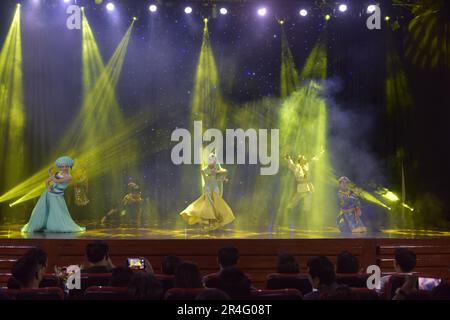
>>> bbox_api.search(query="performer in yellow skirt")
[180,153,235,230]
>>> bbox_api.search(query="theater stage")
[2,222,450,240]
[1,222,450,288]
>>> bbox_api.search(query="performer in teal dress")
[337,176,367,233]
[21,156,85,233]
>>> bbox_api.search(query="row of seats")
[3,272,440,300]
[2,286,383,300]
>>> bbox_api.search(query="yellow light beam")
[280,25,299,97]
[191,19,227,130]
[0,5,25,191]
[1,19,137,205]
[277,28,335,230]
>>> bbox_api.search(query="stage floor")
[1,222,450,240]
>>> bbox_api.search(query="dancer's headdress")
[338,176,350,183]
[55,156,74,168]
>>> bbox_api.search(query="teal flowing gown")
[21,181,85,233]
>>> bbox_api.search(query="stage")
[2,222,450,239]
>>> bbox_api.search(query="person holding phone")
[127,257,153,274]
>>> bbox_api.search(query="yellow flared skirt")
[180,191,235,230]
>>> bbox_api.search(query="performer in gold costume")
[180,153,235,230]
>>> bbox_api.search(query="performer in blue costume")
[337,176,367,233]
[21,156,85,233]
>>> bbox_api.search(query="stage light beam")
[1,17,139,207]
[382,191,400,202]
[0,5,25,190]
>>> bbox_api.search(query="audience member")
[276,253,299,274]
[217,267,251,300]
[377,248,417,295]
[109,267,133,287]
[303,256,338,300]
[336,250,359,274]
[11,256,45,289]
[128,273,164,300]
[218,246,240,270]
[174,261,203,288]
[8,247,48,289]
[83,241,115,273]
[161,255,182,275]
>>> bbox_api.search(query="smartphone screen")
[418,277,441,291]
[127,258,145,270]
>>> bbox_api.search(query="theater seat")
[165,288,206,300]
[251,289,303,300]
[203,272,253,289]
[336,273,369,288]
[84,286,129,300]
[154,274,175,293]
[265,273,312,295]
[81,273,113,289]
[8,287,64,300]
[68,273,112,300]
[203,273,221,288]
[40,274,62,288]
[351,288,380,300]
[0,289,11,300]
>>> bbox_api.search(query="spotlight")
[338,4,347,12]
[219,7,228,15]
[149,4,157,12]
[385,16,390,21]
[325,14,331,21]
[257,7,267,16]
[298,9,308,17]
[63,0,71,3]
[204,17,208,23]
[17,3,21,7]
[367,5,376,13]
[184,6,192,14]
[133,16,137,21]
[278,19,284,25]
[106,2,115,11]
